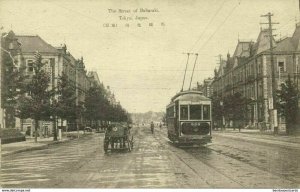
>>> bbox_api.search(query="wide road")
[1,125,299,188]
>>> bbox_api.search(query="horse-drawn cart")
[104,123,133,153]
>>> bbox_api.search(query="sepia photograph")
[0,0,300,191]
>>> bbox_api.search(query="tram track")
[152,128,244,188]
[204,141,300,185]
[152,127,298,188]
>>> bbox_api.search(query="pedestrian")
[159,122,162,130]
[238,124,242,132]
[150,121,154,134]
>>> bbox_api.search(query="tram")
[166,90,212,146]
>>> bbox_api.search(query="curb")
[213,132,300,150]
[2,145,49,157]
[1,135,89,157]
[212,130,300,144]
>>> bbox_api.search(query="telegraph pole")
[260,12,279,134]
[0,31,3,129]
[216,54,224,130]
[75,60,79,139]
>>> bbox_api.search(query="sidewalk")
[1,131,92,157]
[212,128,300,149]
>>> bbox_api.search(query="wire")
[176,0,227,91]
[96,69,214,71]
[188,0,226,53]
[197,1,241,53]
[110,87,178,90]
[189,1,241,89]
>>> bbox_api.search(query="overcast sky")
[1,0,299,113]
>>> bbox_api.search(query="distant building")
[197,78,214,98]
[87,71,101,88]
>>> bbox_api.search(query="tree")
[1,46,25,128]
[85,87,102,127]
[55,73,76,132]
[211,95,223,129]
[223,92,246,128]
[16,52,52,142]
[277,75,299,135]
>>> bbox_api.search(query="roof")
[16,35,58,54]
[216,59,226,77]
[291,23,300,50]
[87,71,101,85]
[171,91,210,102]
[225,56,235,71]
[274,37,295,52]
[255,29,275,54]
[233,41,253,58]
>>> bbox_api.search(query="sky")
[0,0,299,113]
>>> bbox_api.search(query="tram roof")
[171,90,211,103]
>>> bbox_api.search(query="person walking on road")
[150,121,154,134]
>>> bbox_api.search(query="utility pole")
[216,54,224,130]
[260,12,279,134]
[75,60,79,139]
[0,31,3,129]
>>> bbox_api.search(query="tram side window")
[190,105,202,120]
[180,105,188,120]
[203,105,211,120]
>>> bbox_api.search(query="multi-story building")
[197,78,214,98]
[87,71,101,88]
[0,30,102,133]
[56,45,92,130]
[212,24,300,130]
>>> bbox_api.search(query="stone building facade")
[212,24,300,129]
[0,30,101,134]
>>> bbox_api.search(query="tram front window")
[190,105,202,120]
[180,105,188,120]
[203,105,211,120]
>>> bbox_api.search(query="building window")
[259,83,263,97]
[278,61,285,73]
[240,71,243,82]
[26,60,34,73]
